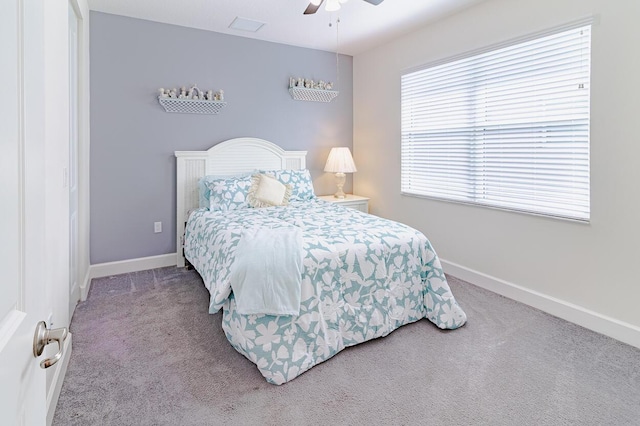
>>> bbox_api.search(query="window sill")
[400,191,590,225]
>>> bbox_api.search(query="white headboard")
[174,137,307,267]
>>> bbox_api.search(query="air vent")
[229,17,265,33]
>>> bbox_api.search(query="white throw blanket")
[229,226,304,316]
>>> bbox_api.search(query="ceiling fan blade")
[303,0,324,14]
[361,0,384,5]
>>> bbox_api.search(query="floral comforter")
[184,198,467,384]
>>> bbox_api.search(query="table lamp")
[324,147,357,199]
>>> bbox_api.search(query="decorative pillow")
[258,169,315,201]
[247,174,292,208]
[205,175,252,211]
[198,172,252,208]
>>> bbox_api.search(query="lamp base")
[333,172,346,199]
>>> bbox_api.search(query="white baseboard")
[82,253,177,300]
[79,268,91,302]
[441,259,640,350]
[91,253,177,278]
[69,281,80,319]
[47,333,72,426]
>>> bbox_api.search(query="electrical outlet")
[154,221,162,233]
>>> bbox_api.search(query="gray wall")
[90,12,353,264]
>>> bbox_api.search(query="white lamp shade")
[325,0,341,12]
[324,147,357,173]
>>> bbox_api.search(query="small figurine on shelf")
[326,82,333,90]
[289,77,295,89]
[158,84,226,104]
[298,78,304,88]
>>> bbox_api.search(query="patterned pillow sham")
[205,175,253,211]
[198,172,253,208]
[258,169,315,201]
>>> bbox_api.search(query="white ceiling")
[88,0,486,56]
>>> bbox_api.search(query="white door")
[69,3,79,315]
[0,0,56,424]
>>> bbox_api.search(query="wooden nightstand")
[318,194,370,213]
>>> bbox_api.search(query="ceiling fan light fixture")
[325,0,341,12]
[304,0,384,15]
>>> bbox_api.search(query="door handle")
[33,321,68,369]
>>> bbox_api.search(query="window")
[401,24,591,221]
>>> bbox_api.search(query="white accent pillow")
[247,174,292,208]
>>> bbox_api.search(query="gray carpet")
[53,267,640,426]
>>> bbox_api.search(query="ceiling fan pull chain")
[335,17,340,87]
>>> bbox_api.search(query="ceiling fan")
[304,0,384,15]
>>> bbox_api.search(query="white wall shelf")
[158,97,227,114]
[289,87,339,103]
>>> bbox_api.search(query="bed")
[175,137,467,385]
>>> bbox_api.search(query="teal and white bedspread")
[184,198,467,385]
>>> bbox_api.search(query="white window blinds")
[401,24,591,221]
